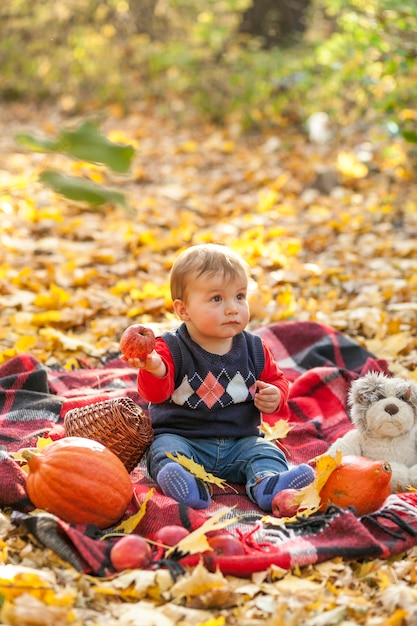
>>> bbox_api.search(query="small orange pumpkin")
[319,455,392,516]
[23,436,133,529]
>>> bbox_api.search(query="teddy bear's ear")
[408,383,417,406]
[399,383,415,403]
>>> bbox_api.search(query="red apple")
[206,532,245,557]
[271,488,301,518]
[120,324,156,360]
[110,534,152,571]
[152,525,191,547]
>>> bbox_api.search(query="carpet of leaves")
[1,102,417,625]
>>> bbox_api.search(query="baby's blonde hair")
[170,244,249,301]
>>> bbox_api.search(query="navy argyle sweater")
[149,324,266,438]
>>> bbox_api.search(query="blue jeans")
[146,434,289,504]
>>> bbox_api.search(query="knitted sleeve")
[137,338,176,403]
[259,339,290,412]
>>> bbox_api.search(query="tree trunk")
[129,0,158,36]
[239,0,310,48]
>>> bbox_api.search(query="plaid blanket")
[4,320,416,578]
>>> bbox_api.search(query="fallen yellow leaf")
[166,452,236,491]
[313,451,343,493]
[337,151,368,179]
[168,559,232,603]
[166,508,241,558]
[108,488,154,536]
[259,419,292,441]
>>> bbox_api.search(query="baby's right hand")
[124,351,166,377]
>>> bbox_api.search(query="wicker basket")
[64,397,154,473]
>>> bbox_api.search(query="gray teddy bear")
[326,371,417,492]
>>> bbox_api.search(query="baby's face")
[179,271,250,347]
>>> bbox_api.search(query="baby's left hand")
[254,380,281,414]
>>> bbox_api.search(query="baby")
[126,243,314,511]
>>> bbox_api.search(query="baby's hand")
[123,351,166,377]
[254,380,281,414]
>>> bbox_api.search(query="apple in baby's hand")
[271,488,302,518]
[110,534,152,571]
[119,324,156,360]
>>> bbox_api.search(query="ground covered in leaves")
[1,101,417,624]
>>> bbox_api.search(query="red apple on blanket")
[206,532,245,556]
[120,324,156,360]
[110,534,152,571]
[152,525,191,547]
[272,488,302,518]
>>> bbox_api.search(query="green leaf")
[401,129,417,144]
[56,122,135,173]
[16,121,135,173]
[39,170,127,207]
[15,133,57,153]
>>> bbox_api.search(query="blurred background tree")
[239,0,310,47]
[1,0,416,133]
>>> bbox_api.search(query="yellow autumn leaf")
[89,171,106,184]
[337,151,368,179]
[382,609,409,626]
[179,140,198,153]
[400,108,417,121]
[63,357,85,370]
[0,565,54,601]
[110,488,154,535]
[257,188,278,212]
[95,569,173,602]
[197,617,226,626]
[166,452,236,491]
[313,451,343,493]
[366,331,412,360]
[1,594,76,625]
[39,328,101,354]
[276,286,297,311]
[33,283,71,309]
[166,507,241,558]
[263,452,342,525]
[374,569,394,591]
[0,348,18,365]
[15,335,37,353]
[291,481,321,513]
[11,449,33,466]
[169,558,231,602]
[279,451,341,516]
[32,311,63,325]
[259,419,292,441]
[221,140,235,153]
[36,437,54,451]
[12,437,53,468]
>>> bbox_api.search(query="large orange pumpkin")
[319,455,392,516]
[23,437,133,529]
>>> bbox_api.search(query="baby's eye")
[211,295,222,302]
[237,293,246,300]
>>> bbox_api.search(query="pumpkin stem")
[21,449,37,461]
[20,449,41,469]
